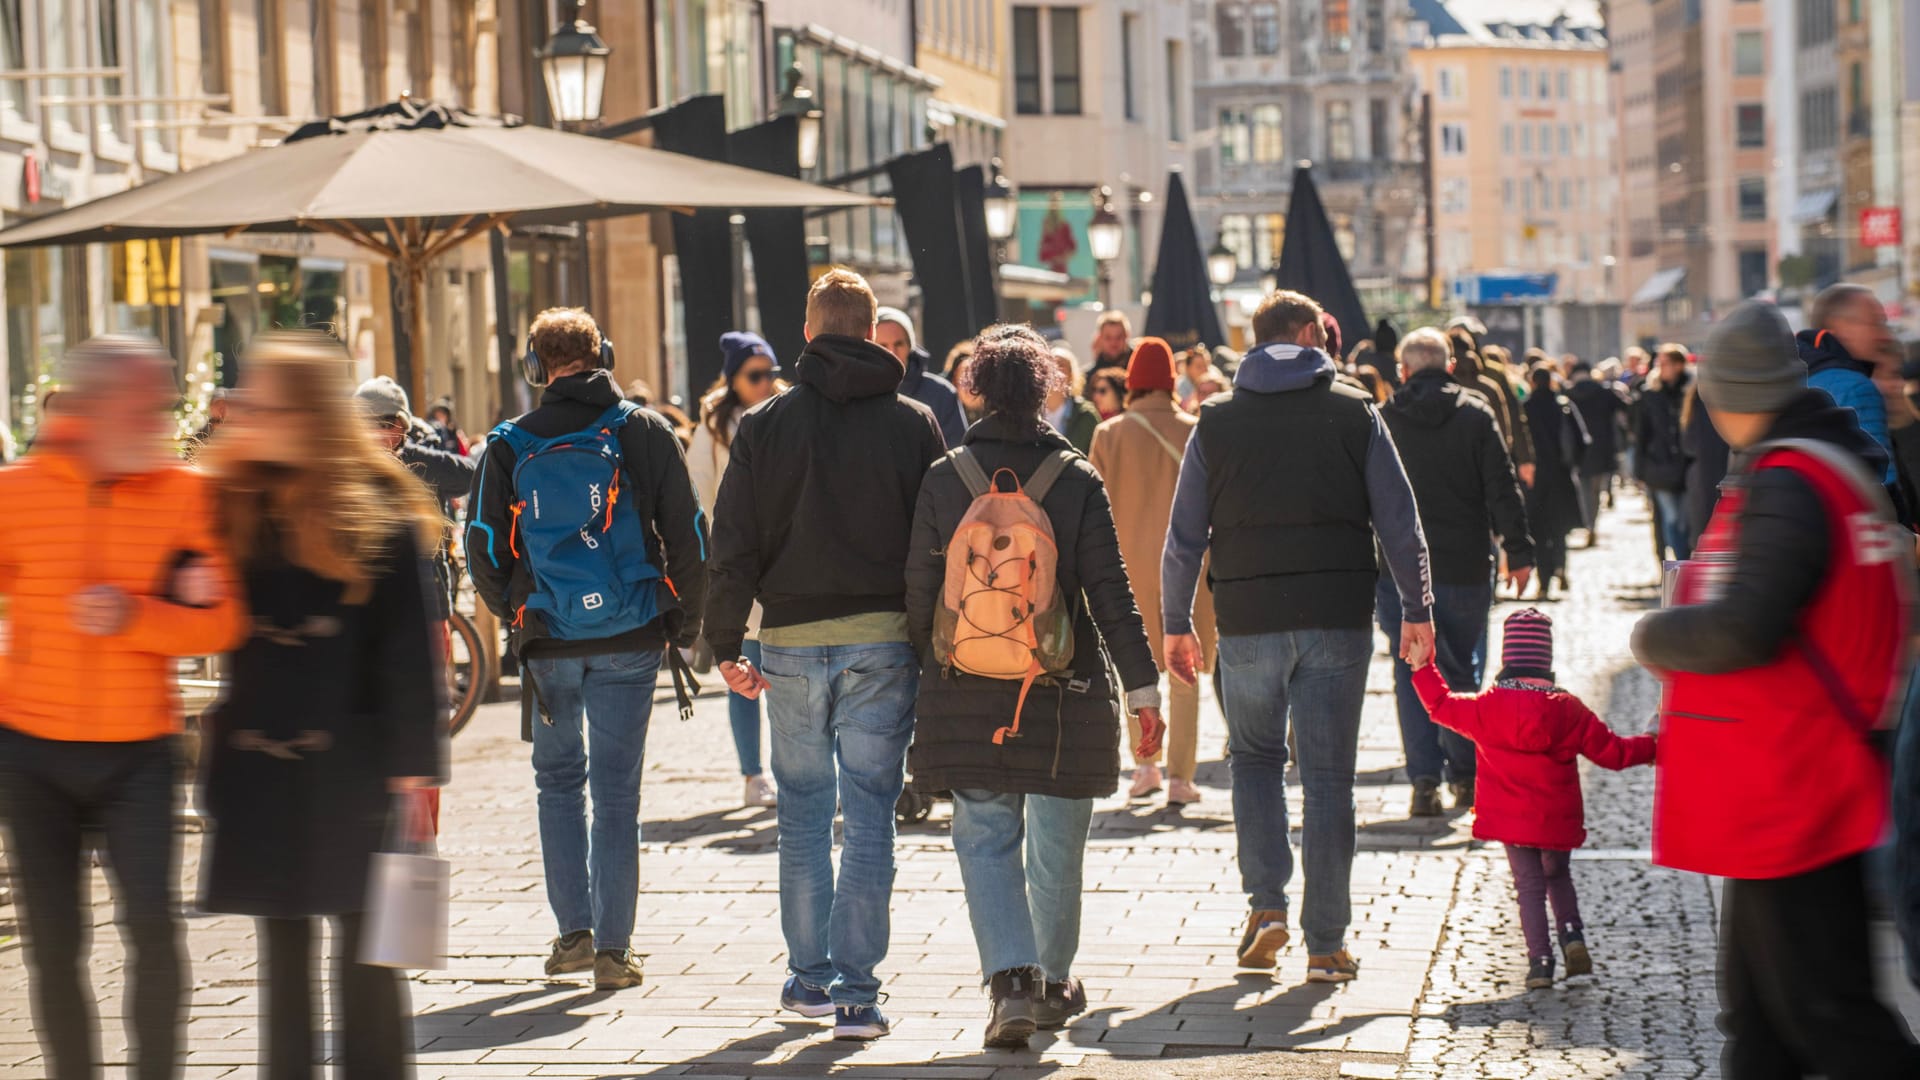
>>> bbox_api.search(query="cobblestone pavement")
[2,490,1917,1079]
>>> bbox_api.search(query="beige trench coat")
[1087,393,1217,672]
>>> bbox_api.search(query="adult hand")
[1165,634,1202,687]
[1507,565,1533,597]
[720,658,770,700]
[70,585,132,636]
[173,562,224,607]
[1518,464,1537,488]
[1134,706,1166,761]
[1400,620,1436,669]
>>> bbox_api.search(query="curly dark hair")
[963,324,1062,423]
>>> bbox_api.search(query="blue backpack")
[489,402,663,641]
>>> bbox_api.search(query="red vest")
[1652,439,1912,879]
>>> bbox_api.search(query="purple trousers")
[1505,845,1583,961]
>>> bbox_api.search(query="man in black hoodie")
[1376,328,1534,817]
[707,268,946,1041]
[1563,360,1626,545]
[466,308,708,992]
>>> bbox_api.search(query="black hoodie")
[1380,369,1534,585]
[703,333,947,661]
[1633,389,1890,674]
[466,369,708,658]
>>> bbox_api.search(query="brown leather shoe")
[1237,910,1290,969]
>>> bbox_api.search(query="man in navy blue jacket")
[875,307,967,446]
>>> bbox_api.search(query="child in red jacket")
[1414,609,1656,988]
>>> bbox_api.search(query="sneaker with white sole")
[1306,949,1360,983]
[779,975,834,1018]
[833,1004,892,1041]
[1127,763,1164,800]
[744,774,778,808]
[1237,909,1290,969]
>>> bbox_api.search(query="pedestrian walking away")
[1375,327,1534,818]
[689,331,785,808]
[466,307,709,992]
[1088,336,1218,807]
[1414,609,1655,989]
[1521,366,1592,601]
[905,323,1166,1049]
[1162,289,1435,985]
[0,334,248,1080]
[1045,349,1102,454]
[705,268,947,1041]
[876,306,969,447]
[1632,300,1920,1078]
[202,332,448,1079]
[1564,360,1626,545]
[1634,345,1694,566]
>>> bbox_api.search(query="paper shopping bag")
[359,792,449,969]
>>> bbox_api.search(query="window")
[1440,122,1465,156]
[1440,177,1468,214]
[1522,181,1533,212]
[1736,102,1765,148]
[1538,123,1550,155]
[1438,68,1460,101]
[1252,103,1284,161]
[1557,124,1569,156]
[1366,0,1387,52]
[1520,125,1531,154]
[256,0,283,113]
[405,0,431,98]
[1559,179,1571,209]
[199,0,227,96]
[310,0,334,115]
[1254,212,1286,268]
[93,0,127,140]
[1215,2,1245,58]
[1013,7,1040,114]
[1326,100,1353,159]
[1555,70,1568,99]
[132,0,171,153]
[1219,106,1251,164]
[1251,2,1280,55]
[1121,14,1136,121]
[1738,248,1769,298]
[1801,86,1837,150]
[1219,213,1253,267]
[1503,178,1515,205]
[1502,124,1513,153]
[1800,0,1835,47]
[361,0,385,108]
[1519,66,1531,98]
[1166,41,1182,139]
[1538,70,1550,98]
[449,0,475,107]
[1049,8,1080,115]
[1500,66,1511,98]
[1738,177,1767,220]
[1734,30,1764,76]
[1369,98,1388,159]
[1325,0,1351,44]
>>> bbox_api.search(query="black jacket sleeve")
[464,435,519,620]
[1479,409,1536,571]
[624,411,706,650]
[904,469,947,663]
[1071,468,1159,695]
[1631,469,1829,674]
[703,411,762,663]
[400,438,476,508]
[370,528,449,784]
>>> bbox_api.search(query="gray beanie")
[1696,301,1805,414]
[354,375,411,420]
[875,306,916,349]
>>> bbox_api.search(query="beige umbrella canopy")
[0,101,876,400]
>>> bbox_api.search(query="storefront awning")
[1630,267,1687,306]
[1793,189,1839,224]
[998,263,1081,303]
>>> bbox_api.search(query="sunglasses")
[739,368,776,386]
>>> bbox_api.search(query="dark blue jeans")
[1377,579,1490,785]
[526,648,662,953]
[0,729,182,1080]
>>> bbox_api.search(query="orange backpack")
[933,448,1078,744]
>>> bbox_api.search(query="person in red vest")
[1632,300,1920,1077]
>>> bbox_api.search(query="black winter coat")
[905,416,1158,800]
[1524,390,1591,542]
[1681,392,1731,546]
[704,333,947,661]
[1379,370,1534,585]
[1564,377,1626,475]
[1633,373,1691,492]
[201,527,445,918]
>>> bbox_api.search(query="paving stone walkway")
[2,491,1917,1078]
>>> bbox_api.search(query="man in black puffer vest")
[1162,290,1434,987]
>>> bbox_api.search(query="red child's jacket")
[1414,664,1656,850]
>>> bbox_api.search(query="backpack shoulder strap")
[1124,409,1185,464]
[490,420,535,457]
[1024,451,1075,504]
[950,447,992,500]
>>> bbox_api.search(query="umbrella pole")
[406,262,428,408]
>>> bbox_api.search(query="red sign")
[1860,206,1902,248]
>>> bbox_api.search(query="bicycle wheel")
[447,610,493,737]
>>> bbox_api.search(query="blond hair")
[806,267,878,338]
[210,331,445,605]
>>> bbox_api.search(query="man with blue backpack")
[466,307,708,991]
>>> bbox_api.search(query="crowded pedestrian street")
[1,489,1910,1080]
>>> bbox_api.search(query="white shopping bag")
[359,792,449,970]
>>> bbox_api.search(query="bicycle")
[445,553,496,737]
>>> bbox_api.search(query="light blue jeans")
[760,641,918,1006]
[950,789,1094,982]
[729,640,765,776]
[1652,488,1692,561]
[527,649,661,953]
[1217,628,1373,955]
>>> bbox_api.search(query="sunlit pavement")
[3,488,1917,1079]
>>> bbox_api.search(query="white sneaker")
[744,774,778,808]
[1127,764,1164,801]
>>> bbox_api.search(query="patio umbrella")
[0,100,876,401]
[1144,171,1226,350]
[1272,164,1368,359]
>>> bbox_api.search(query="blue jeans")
[1652,488,1692,561]
[950,789,1094,982]
[1377,579,1490,785]
[729,640,765,776]
[760,641,917,1006]
[1217,628,1373,955]
[527,649,661,953]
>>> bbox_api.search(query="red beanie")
[1126,337,1178,393]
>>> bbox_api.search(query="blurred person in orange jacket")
[0,334,248,1080]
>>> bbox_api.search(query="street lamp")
[1207,235,1238,287]
[983,158,1018,243]
[1088,186,1124,307]
[538,0,611,126]
[1260,268,1278,296]
[775,65,824,173]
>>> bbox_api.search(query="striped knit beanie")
[1499,608,1555,682]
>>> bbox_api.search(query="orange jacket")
[0,438,247,742]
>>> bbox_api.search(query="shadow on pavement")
[643,804,778,852]
[414,987,597,1049]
